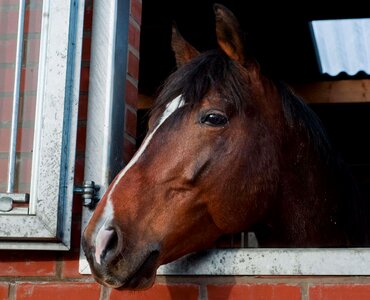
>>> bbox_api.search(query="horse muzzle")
[82,224,161,290]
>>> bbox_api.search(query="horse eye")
[200,113,228,126]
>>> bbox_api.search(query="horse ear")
[214,4,245,65]
[171,23,200,68]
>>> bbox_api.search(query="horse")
[82,3,369,290]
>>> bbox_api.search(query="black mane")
[151,49,251,118]
[278,82,369,246]
[277,81,334,162]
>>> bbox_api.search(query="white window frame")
[79,0,129,273]
[0,0,85,250]
[79,0,370,275]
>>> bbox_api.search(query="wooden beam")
[139,80,370,108]
[291,80,370,104]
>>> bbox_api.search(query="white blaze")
[109,94,185,193]
[94,95,185,264]
[94,200,114,264]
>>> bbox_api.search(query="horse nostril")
[102,229,118,259]
[95,227,119,265]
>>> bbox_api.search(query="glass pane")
[310,18,370,76]
[0,0,42,194]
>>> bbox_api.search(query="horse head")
[82,3,369,290]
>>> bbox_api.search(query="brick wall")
[123,0,141,164]
[0,0,41,193]
[1,0,370,299]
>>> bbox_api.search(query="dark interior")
[138,0,370,163]
[139,0,370,95]
[137,0,370,246]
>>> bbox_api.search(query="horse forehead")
[107,95,185,200]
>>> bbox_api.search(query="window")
[0,0,85,250]
[310,18,370,76]
[79,1,370,275]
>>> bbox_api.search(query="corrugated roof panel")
[310,18,370,76]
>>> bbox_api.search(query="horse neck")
[273,139,368,247]
[248,77,368,246]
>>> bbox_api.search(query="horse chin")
[100,250,160,291]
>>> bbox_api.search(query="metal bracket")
[74,181,100,209]
[0,193,29,212]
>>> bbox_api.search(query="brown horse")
[82,4,369,290]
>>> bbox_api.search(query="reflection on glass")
[0,0,42,194]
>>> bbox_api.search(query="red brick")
[78,95,88,120]
[83,3,93,31]
[24,9,42,34]
[24,38,41,63]
[207,284,301,300]
[0,284,9,300]
[0,251,56,276]
[0,96,36,122]
[62,252,84,279]
[0,127,34,152]
[20,95,37,121]
[130,0,142,25]
[18,127,34,152]
[127,51,140,80]
[310,284,370,300]
[76,126,86,152]
[0,41,40,77]
[73,156,85,183]
[110,284,199,300]
[81,36,91,61]
[0,158,8,184]
[20,66,39,92]
[61,234,91,279]
[0,10,18,35]
[0,97,12,121]
[125,107,137,137]
[0,128,10,152]
[16,282,101,300]
[0,67,15,93]
[70,219,82,249]
[79,66,90,93]
[18,156,32,184]
[128,22,140,51]
[125,80,138,108]
[0,38,16,63]
[72,191,83,214]
[0,0,22,7]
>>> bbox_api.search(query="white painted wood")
[0,0,85,250]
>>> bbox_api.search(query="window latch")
[74,181,100,209]
[0,193,29,212]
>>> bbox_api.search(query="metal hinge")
[0,193,29,212]
[74,180,100,209]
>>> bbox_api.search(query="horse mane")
[151,49,252,120]
[277,82,369,246]
[277,81,334,162]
